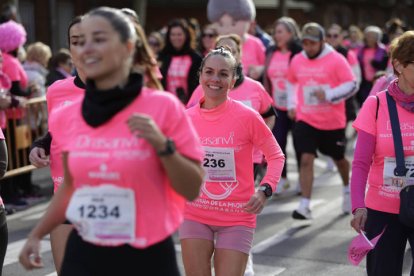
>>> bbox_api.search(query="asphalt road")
[3,136,413,276]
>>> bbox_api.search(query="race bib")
[66,184,136,244]
[203,146,236,182]
[383,156,414,190]
[272,79,287,108]
[303,85,330,106]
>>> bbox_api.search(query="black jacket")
[158,50,202,104]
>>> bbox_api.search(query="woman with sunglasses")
[198,24,218,57]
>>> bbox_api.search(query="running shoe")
[274,178,290,195]
[292,207,312,220]
[342,190,351,214]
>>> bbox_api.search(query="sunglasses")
[202,33,216,38]
[327,33,339,39]
[149,41,160,47]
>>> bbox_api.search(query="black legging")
[0,137,9,276]
[0,207,8,276]
[61,230,181,276]
[365,208,414,276]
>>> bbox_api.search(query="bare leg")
[334,158,350,186]
[181,238,214,276]
[214,248,249,276]
[299,153,316,198]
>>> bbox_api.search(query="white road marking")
[252,197,343,254]
[4,236,51,266]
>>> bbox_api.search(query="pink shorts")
[179,219,255,254]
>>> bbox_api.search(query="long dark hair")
[161,18,196,55]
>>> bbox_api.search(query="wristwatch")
[158,138,176,156]
[258,183,273,199]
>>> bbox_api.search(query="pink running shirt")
[266,51,291,111]
[287,51,355,130]
[47,77,85,191]
[362,48,376,82]
[242,34,265,76]
[60,87,203,248]
[1,52,28,89]
[184,98,284,228]
[353,91,414,214]
[3,52,28,119]
[166,55,192,96]
[186,77,274,163]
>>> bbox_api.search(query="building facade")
[1,0,413,50]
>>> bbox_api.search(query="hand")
[244,191,267,214]
[126,113,167,151]
[248,65,264,80]
[313,88,326,102]
[288,109,296,120]
[29,83,41,96]
[15,96,27,108]
[350,208,367,233]
[29,147,49,168]
[0,94,11,110]
[19,236,44,270]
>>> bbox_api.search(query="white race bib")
[271,79,287,108]
[203,146,236,182]
[66,184,136,244]
[383,156,414,190]
[303,85,330,106]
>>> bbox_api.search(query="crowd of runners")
[0,1,412,275]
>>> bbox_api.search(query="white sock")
[343,185,350,193]
[299,197,310,210]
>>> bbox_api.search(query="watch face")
[158,139,176,156]
[260,185,272,197]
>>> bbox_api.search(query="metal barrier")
[3,96,47,178]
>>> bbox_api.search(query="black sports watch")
[258,183,273,199]
[158,138,176,156]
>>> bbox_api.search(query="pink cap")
[0,20,27,53]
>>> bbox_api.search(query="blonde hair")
[26,42,52,67]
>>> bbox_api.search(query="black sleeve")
[261,105,278,119]
[371,53,388,71]
[187,52,203,97]
[31,131,52,155]
[10,81,31,97]
[0,139,7,178]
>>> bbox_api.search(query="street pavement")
[3,136,413,276]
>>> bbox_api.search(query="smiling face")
[199,54,236,101]
[78,15,134,86]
